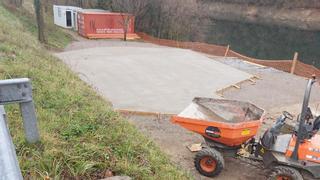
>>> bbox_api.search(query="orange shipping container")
[77,11,139,39]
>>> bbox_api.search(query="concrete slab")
[56,46,252,113]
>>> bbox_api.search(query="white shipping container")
[53,5,82,30]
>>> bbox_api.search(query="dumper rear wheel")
[194,148,224,177]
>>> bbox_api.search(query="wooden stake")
[224,45,230,57]
[291,52,299,74]
[232,85,241,89]
[249,79,256,83]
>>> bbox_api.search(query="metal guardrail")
[0,78,40,143]
[0,78,40,180]
[0,105,23,180]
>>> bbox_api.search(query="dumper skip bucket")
[171,97,265,147]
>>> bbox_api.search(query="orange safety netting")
[137,32,320,78]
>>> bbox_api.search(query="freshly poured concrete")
[56,45,252,113]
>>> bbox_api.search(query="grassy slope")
[11,3,73,50]
[0,4,189,180]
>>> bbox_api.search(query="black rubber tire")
[268,166,303,180]
[194,148,225,177]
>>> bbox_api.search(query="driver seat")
[313,116,320,132]
[294,115,320,139]
[261,130,292,153]
[271,134,292,153]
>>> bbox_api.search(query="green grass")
[0,4,189,179]
[11,6,73,50]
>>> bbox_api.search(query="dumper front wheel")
[268,166,303,180]
[194,148,225,177]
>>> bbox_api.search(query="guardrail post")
[291,52,299,74]
[20,101,40,143]
[0,105,23,180]
[0,78,40,143]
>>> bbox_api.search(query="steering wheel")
[283,111,294,120]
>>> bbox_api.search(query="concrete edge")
[215,75,261,97]
[116,109,176,119]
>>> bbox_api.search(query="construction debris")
[187,143,203,152]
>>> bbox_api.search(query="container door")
[66,11,72,27]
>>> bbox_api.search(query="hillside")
[0,3,188,179]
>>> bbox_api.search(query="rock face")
[206,2,320,31]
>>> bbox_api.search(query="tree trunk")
[34,0,47,43]
[124,27,127,41]
[8,0,23,8]
[78,0,83,8]
[122,17,129,41]
[15,0,23,7]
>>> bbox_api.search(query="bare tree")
[129,0,208,41]
[78,0,83,7]
[120,14,131,41]
[112,0,149,41]
[5,0,23,8]
[97,0,111,9]
[137,0,210,41]
[14,0,23,7]
[34,0,47,43]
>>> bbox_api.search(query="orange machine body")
[285,134,320,163]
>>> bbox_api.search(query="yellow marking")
[241,129,251,136]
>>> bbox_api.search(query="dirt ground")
[123,59,320,180]
[59,37,320,179]
[125,114,267,180]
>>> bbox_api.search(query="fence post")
[224,45,230,57]
[0,105,23,180]
[291,52,299,74]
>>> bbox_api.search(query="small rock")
[101,176,132,180]
[104,170,114,177]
